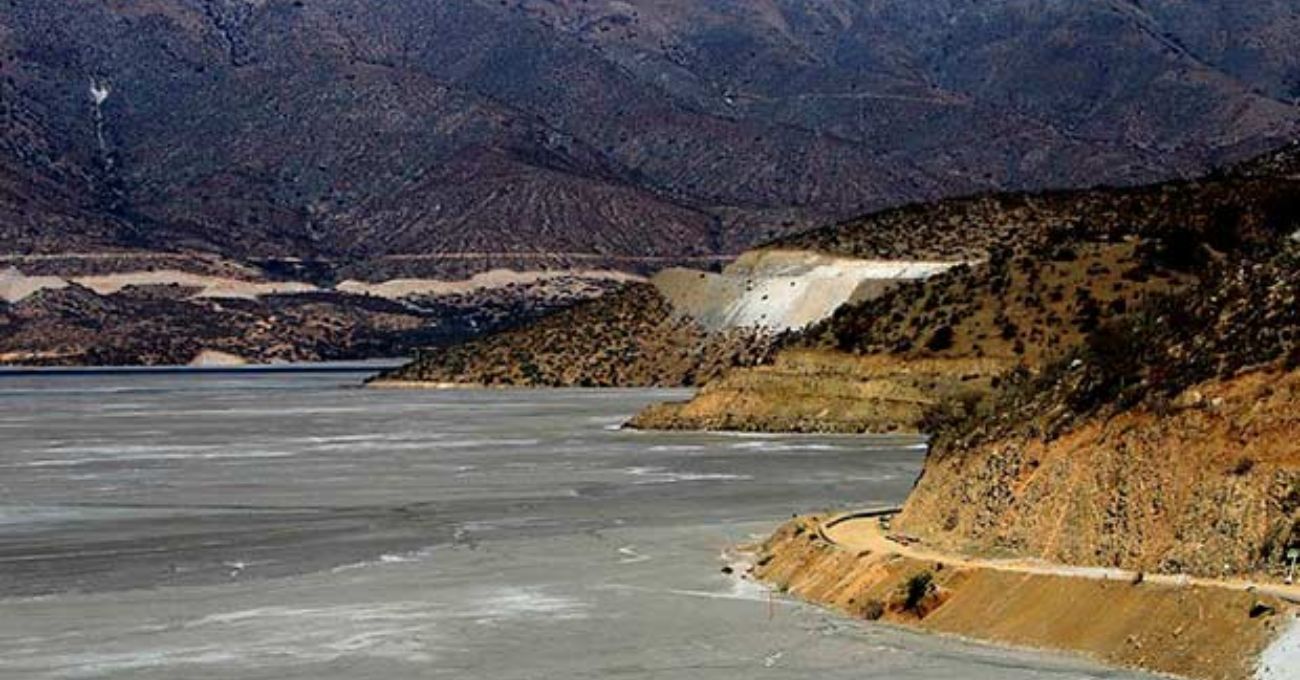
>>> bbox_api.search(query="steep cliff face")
[753,516,1290,680]
[895,251,1300,580]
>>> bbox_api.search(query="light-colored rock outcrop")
[653,249,962,332]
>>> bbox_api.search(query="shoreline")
[752,515,1298,680]
[364,379,482,390]
[0,360,407,377]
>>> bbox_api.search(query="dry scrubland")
[747,151,1300,679]
[373,284,776,388]
[897,250,1300,581]
[633,163,1300,432]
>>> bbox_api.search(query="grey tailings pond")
[0,370,1147,678]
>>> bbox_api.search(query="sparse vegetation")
[378,284,777,388]
[860,599,886,621]
[903,572,934,612]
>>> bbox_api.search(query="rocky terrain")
[896,247,1300,580]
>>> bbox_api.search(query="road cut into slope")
[752,514,1298,680]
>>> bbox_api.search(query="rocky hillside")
[5,1,1300,274]
[634,162,1300,433]
[370,284,776,388]
[775,173,1300,262]
[7,1,1300,365]
[895,247,1300,580]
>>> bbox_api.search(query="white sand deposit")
[188,350,249,367]
[74,270,319,299]
[653,249,964,332]
[2,266,643,305]
[1257,613,1300,680]
[0,267,69,303]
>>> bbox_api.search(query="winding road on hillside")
[819,511,1300,605]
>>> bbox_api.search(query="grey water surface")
[0,371,1148,679]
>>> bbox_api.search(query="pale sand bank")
[336,268,642,298]
[653,249,968,332]
[188,350,250,367]
[0,266,640,303]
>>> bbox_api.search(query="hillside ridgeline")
[635,166,1300,433]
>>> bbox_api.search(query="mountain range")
[4,0,1300,277]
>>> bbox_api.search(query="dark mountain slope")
[3,0,1300,273]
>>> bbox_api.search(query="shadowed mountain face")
[2,0,1299,273]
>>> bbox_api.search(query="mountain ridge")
[5,0,1300,272]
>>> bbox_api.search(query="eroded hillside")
[895,249,1300,580]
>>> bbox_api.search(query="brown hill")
[896,248,1300,580]
[633,167,1300,432]
[370,283,776,388]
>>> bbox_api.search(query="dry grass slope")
[635,169,1300,433]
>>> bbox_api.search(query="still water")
[0,371,1146,679]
